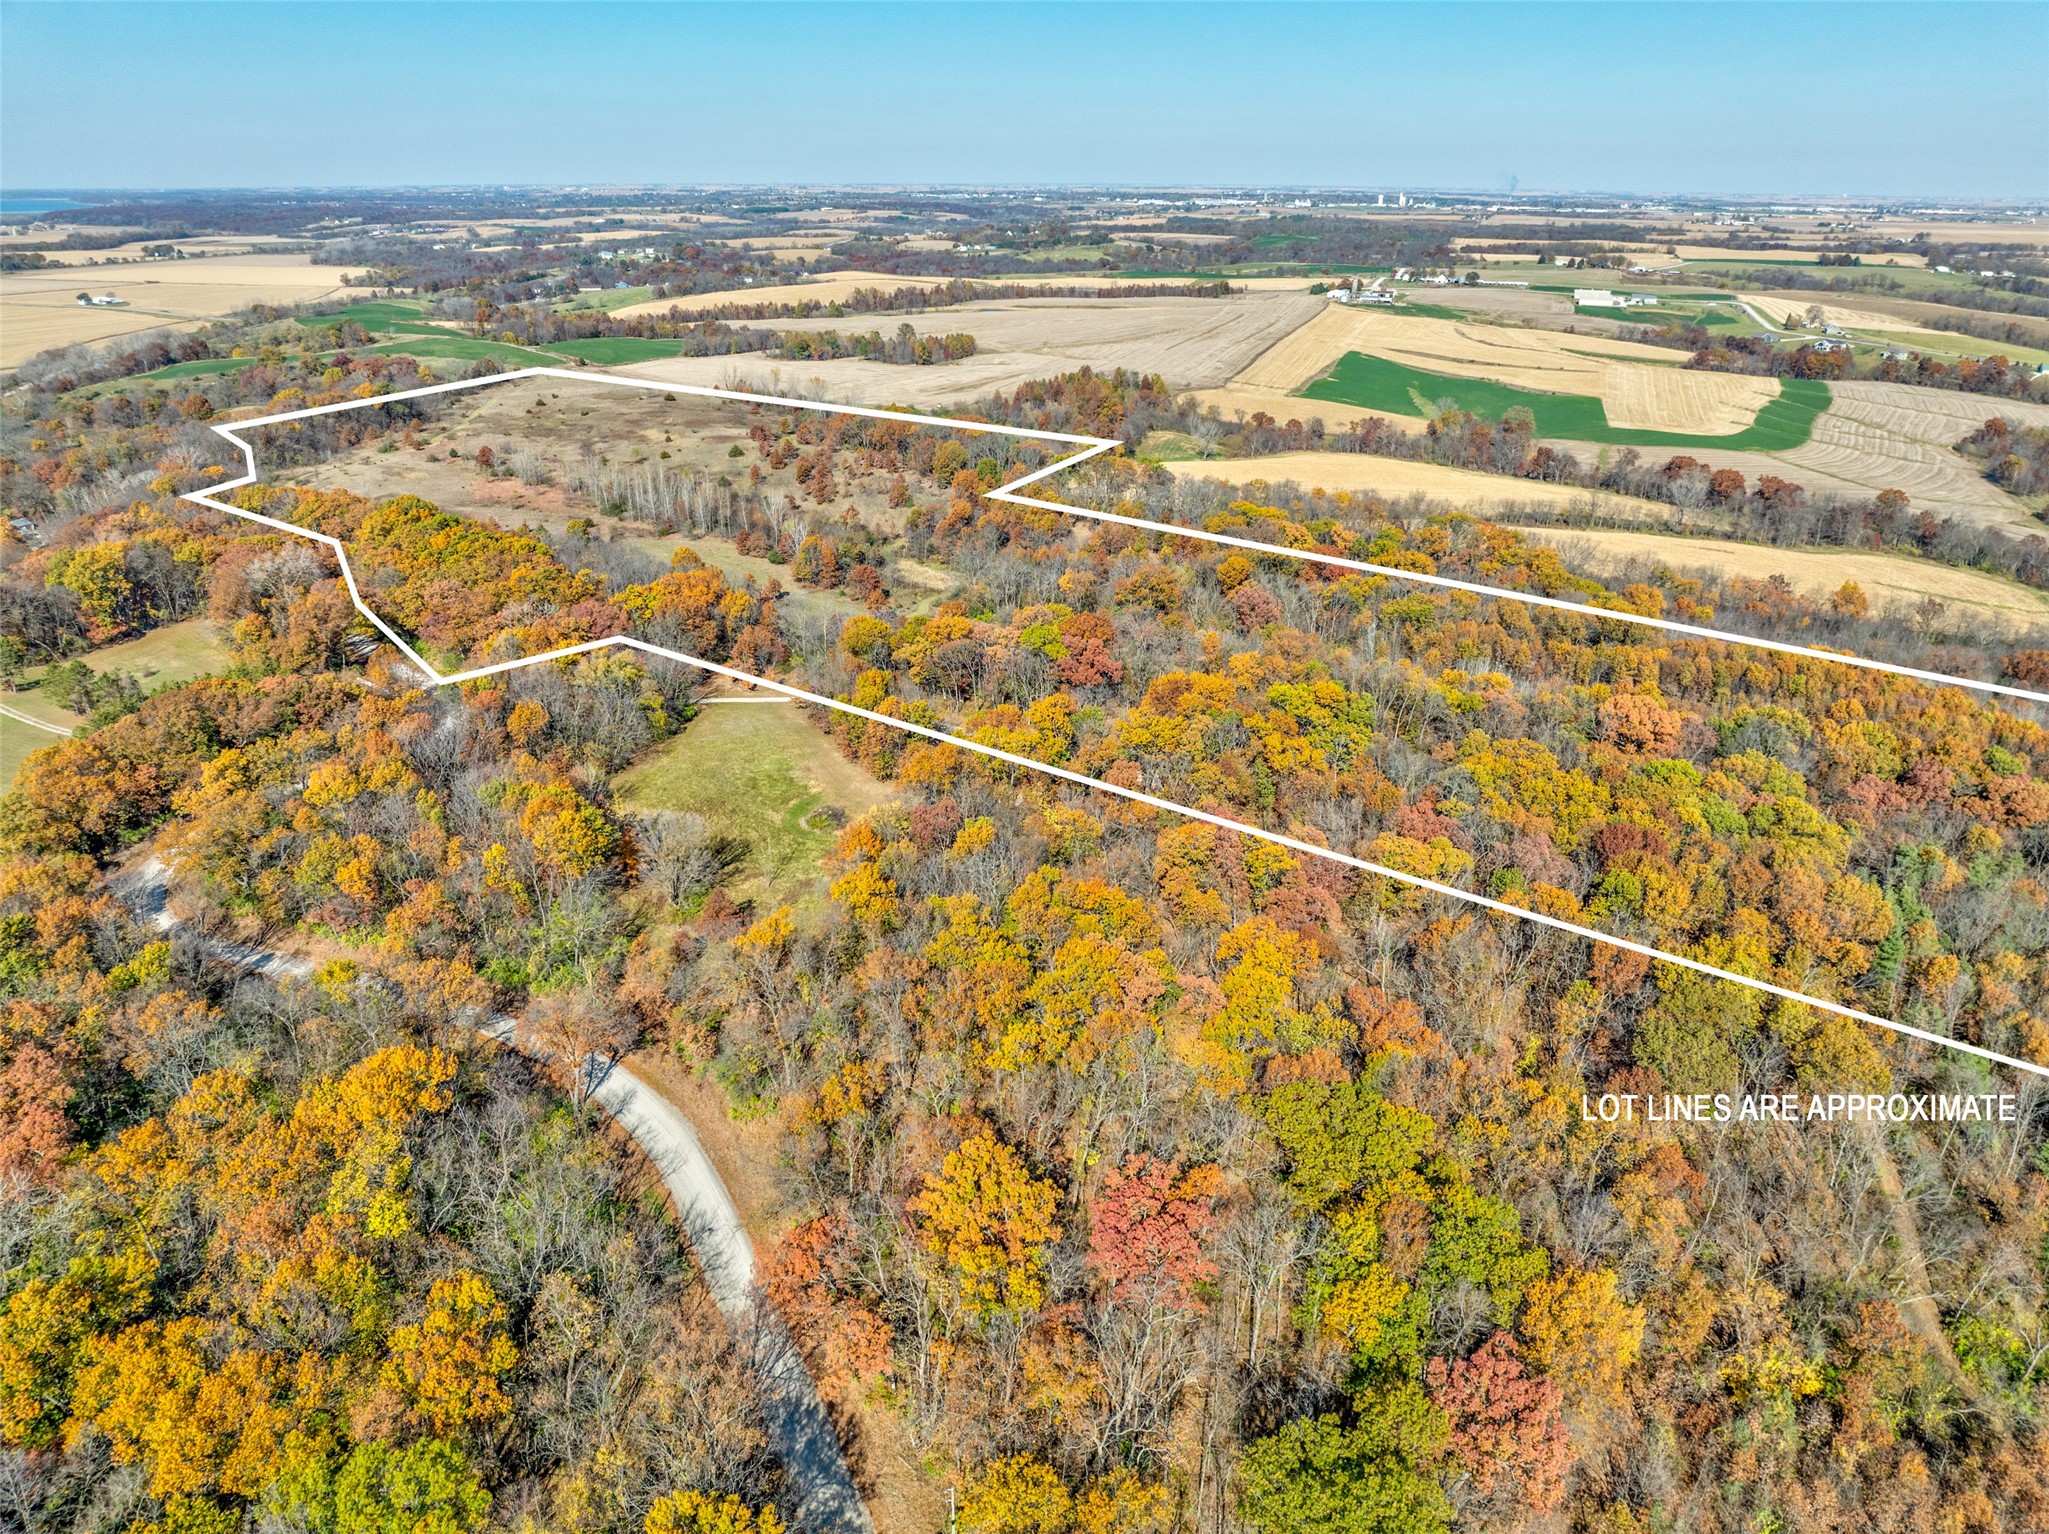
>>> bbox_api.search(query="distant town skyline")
[4,1,2045,199]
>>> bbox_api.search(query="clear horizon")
[4,1,2045,201]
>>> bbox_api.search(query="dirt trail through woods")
[112,856,875,1534]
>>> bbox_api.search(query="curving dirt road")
[117,858,873,1534]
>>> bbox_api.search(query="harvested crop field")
[872,293,1319,386]
[0,233,314,264]
[3,251,368,312]
[1741,289,2049,347]
[1190,306,2044,524]
[614,353,1059,409]
[1525,526,2049,636]
[1740,292,1944,334]
[1230,304,1780,434]
[1675,246,1926,267]
[613,272,1321,322]
[0,303,201,366]
[1833,379,2049,435]
[614,291,1323,406]
[610,273,959,317]
[1371,287,1578,324]
[1156,452,1672,518]
[2,252,369,366]
[1771,380,2049,530]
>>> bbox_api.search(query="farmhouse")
[1574,289,1656,308]
[74,292,127,307]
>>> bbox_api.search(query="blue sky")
[4,2,2044,198]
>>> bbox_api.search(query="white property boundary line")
[175,366,2049,1082]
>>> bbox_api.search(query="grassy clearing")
[613,703,895,908]
[2,620,229,789]
[1681,262,1976,298]
[1831,328,2049,369]
[57,620,229,689]
[76,356,262,397]
[1,690,79,731]
[17,620,228,702]
[1137,429,1206,462]
[1301,351,1831,450]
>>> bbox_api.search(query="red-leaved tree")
[1426,1331,1574,1511]
[1086,1154,1224,1309]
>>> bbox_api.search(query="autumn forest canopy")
[0,335,2046,1534]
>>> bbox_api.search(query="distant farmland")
[1301,352,1832,451]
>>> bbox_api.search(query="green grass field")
[296,301,433,330]
[1387,300,1469,321]
[135,356,262,382]
[546,337,686,364]
[613,703,896,907]
[1301,351,1831,451]
[368,337,567,367]
[1678,261,1973,297]
[1574,304,1742,328]
[76,355,262,397]
[51,621,227,689]
[0,712,68,792]
[1852,329,2049,368]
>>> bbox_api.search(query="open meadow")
[612,701,896,910]
[279,374,958,531]
[609,272,960,317]
[274,373,993,629]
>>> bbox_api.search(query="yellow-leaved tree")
[645,1488,786,1534]
[381,1271,518,1434]
[909,1132,1061,1317]
[1519,1267,1645,1406]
